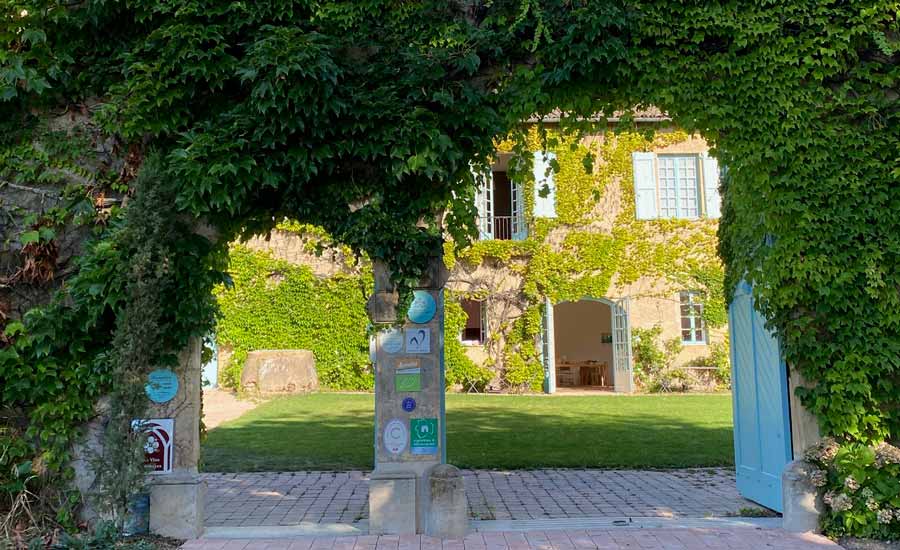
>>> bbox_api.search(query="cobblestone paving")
[180,528,842,550]
[202,469,755,527]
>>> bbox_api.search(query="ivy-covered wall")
[215,244,374,391]
[444,126,728,392]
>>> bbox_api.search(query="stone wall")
[242,230,360,278]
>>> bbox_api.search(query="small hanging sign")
[145,369,179,404]
[406,290,436,324]
[132,418,174,474]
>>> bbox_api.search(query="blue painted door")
[729,281,792,512]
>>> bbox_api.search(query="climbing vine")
[215,245,374,391]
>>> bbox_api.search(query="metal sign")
[410,418,438,455]
[132,418,174,474]
[402,397,417,412]
[145,369,179,404]
[395,365,422,392]
[406,290,436,324]
[380,329,403,354]
[405,328,430,354]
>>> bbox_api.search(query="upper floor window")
[658,156,699,218]
[460,299,486,345]
[475,170,524,240]
[679,291,707,344]
[474,151,557,241]
[632,152,722,220]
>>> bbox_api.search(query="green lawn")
[201,393,734,472]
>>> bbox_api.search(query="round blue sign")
[145,369,179,404]
[402,397,417,412]
[407,290,436,324]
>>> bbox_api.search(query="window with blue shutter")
[658,155,700,219]
[634,153,710,220]
[473,168,493,240]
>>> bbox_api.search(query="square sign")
[410,418,438,455]
[395,366,422,392]
[405,328,430,354]
[131,418,174,474]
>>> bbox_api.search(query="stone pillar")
[367,257,462,535]
[146,337,206,539]
[788,369,821,460]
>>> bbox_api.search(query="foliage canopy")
[1,0,898,538]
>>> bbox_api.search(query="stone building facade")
[443,121,728,393]
[234,120,729,394]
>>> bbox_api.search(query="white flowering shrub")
[805,439,900,540]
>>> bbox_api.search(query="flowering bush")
[805,439,900,540]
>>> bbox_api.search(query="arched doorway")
[541,297,634,394]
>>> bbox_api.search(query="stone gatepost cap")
[428,464,462,479]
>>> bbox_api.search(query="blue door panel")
[729,281,792,512]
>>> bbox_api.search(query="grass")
[201,393,734,472]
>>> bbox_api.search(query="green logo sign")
[410,418,437,455]
[395,368,421,392]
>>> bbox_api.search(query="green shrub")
[805,439,900,540]
[685,336,731,390]
[215,246,374,391]
[631,325,683,392]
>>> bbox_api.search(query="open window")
[475,151,556,241]
[460,299,486,345]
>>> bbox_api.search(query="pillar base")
[150,475,206,539]
[782,459,824,533]
[424,465,467,539]
[369,471,417,535]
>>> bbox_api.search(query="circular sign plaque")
[383,419,408,455]
[380,329,403,354]
[145,369,179,404]
[406,290,436,324]
[402,397,417,413]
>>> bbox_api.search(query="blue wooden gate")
[729,281,793,512]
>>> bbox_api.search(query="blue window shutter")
[702,154,722,219]
[632,152,657,220]
[533,151,557,218]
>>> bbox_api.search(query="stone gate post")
[366,257,465,535]
[146,337,206,539]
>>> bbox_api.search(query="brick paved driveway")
[202,469,756,527]
[181,528,841,550]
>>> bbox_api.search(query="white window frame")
[657,155,701,219]
[679,291,707,345]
